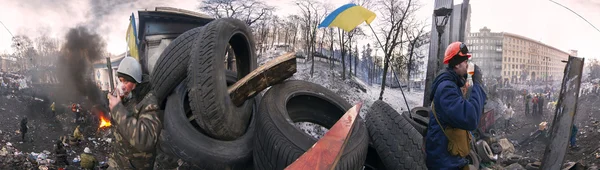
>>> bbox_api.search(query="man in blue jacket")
[426,42,487,169]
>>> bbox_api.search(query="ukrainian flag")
[318,3,376,32]
[126,13,139,60]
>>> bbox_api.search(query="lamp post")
[423,7,453,107]
[434,7,452,71]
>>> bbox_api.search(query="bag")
[431,102,471,157]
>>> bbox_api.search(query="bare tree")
[377,0,416,100]
[199,0,275,26]
[346,27,364,78]
[404,20,429,91]
[328,27,336,71]
[354,45,359,76]
[296,0,327,77]
[11,35,36,71]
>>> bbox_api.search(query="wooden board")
[285,103,362,170]
[540,56,584,170]
[228,52,297,106]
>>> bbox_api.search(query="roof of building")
[502,32,571,55]
[469,27,572,56]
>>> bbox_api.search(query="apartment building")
[467,27,571,84]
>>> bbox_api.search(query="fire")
[99,114,112,128]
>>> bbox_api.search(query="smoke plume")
[57,26,106,106]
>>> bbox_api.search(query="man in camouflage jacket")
[107,57,161,170]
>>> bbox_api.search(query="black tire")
[366,100,426,170]
[476,140,494,163]
[466,150,480,169]
[505,155,521,165]
[160,80,255,169]
[188,18,257,140]
[490,142,503,154]
[525,162,540,170]
[401,111,427,136]
[253,80,369,170]
[363,145,386,170]
[151,26,203,106]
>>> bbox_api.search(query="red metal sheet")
[285,103,362,170]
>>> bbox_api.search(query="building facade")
[467,27,571,84]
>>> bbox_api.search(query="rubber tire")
[525,162,540,170]
[476,140,494,163]
[402,111,427,136]
[366,100,427,170]
[160,80,255,169]
[187,18,257,140]
[363,145,386,170]
[490,142,503,154]
[466,150,480,169]
[151,26,203,107]
[253,80,369,170]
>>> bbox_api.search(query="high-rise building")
[466,27,571,84]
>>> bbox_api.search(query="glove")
[472,64,483,85]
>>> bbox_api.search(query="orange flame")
[99,114,112,128]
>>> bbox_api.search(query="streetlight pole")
[423,7,452,107]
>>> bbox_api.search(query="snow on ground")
[259,54,424,138]
[287,58,424,118]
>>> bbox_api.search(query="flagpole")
[366,23,412,114]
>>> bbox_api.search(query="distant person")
[426,42,487,169]
[20,117,28,142]
[50,102,56,117]
[538,94,544,116]
[54,139,69,167]
[570,124,578,150]
[80,147,99,170]
[525,93,531,117]
[504,104,514,129]
[532,95,538,117]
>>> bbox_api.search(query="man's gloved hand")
[472,64,483,85]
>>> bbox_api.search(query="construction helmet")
[117,57,142,83]
[443,42,471,64]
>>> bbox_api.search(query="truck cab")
[135,7,214,76]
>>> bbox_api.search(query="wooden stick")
[228,52,297,106]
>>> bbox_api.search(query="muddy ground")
[495,91,600,168]
[0,89,112,169]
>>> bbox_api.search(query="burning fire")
[99,114,112,129]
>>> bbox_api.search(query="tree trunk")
[329,28,334,71]
[292,25,298,49]
[349,42,352,78]
[379,51,392,100]
[407,40,416,92]
[339,29,346,80]
[354,45,358,77]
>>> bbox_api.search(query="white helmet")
[117,57,142,83]
[84,147,91,154]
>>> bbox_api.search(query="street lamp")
[433,7,452,74]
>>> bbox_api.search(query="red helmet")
[443,42,471,64]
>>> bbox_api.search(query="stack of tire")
[150,18,426,169]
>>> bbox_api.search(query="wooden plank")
[540,56,585,170]
[228,52,297,106]
[285,103,362,170]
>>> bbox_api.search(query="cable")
[0,20,15,38]
[549,0,600,34]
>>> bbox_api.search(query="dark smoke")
[86,0,166,33]
[57,26,106,106]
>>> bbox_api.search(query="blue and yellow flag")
[126,13,139,60]
[318,3,376,32]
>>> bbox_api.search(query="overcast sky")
[0,0,598,59]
